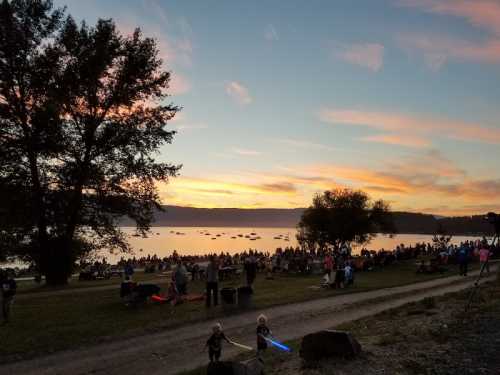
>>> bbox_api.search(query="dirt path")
[1,267,495,375]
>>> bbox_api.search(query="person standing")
[205,323,231,363]
[256,314,272,359]
[206,256,219,307]
[479,243,491,274]
[324,252,334,282]
[244,253,257,287]
[1,270,17,324]
[457,244,469,276]
[175,260,188,295]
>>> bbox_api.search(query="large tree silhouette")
[297,189,395,251]
[0,0,180,284]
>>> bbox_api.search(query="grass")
[16,271,168,294]
[0,261,471,362]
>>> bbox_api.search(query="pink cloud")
[397,33,500,69]
[397,1,500,69]
[319,108,500,145]
[399,0,500,35]
[225,81,253,105]
[169,73,191,95]
[335,43,384,72]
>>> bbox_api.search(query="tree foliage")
[0,0,180,284]
[297,189,395,251]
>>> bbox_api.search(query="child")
[256,314,271,358]
[206,323,230,363]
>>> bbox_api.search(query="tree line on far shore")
[123,206,497,236]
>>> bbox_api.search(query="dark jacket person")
[206,256,219,307]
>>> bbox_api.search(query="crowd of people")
[112,237,499,310]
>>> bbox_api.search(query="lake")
[115,226,483,262]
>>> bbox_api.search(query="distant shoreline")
[121,225,491,237]
[118,206,496,236]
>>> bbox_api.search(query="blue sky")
[55,0,500,215]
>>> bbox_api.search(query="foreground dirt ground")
[0,268,496,375]
[266,275,500,375]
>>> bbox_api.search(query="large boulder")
[207,358,264,375]
[207,361,233,375]
[299,330,361,362]
[233,358,264,375]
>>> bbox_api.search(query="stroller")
[121,280,161,306]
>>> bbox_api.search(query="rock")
[233,358,264,375]
[207,358,264,375]
[299,330,362,362]
[207,361,234,375]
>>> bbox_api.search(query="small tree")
[0,0,180,284]
[297,189,395,251]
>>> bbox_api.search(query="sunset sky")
[56,0,500,215]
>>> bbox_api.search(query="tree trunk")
[39,237,75,286]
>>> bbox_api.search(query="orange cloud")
[334,43,384,72]
[319,108,500,145]
[360,134,430,148]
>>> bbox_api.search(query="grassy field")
[15,271,168,294]
[0,261,470,362]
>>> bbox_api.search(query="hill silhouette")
[120,206,495,235]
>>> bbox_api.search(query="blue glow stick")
[260,335,292,352]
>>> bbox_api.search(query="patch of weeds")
[402,358,428,374]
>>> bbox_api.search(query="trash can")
[220,287,237,311]
[237,286,253,309]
